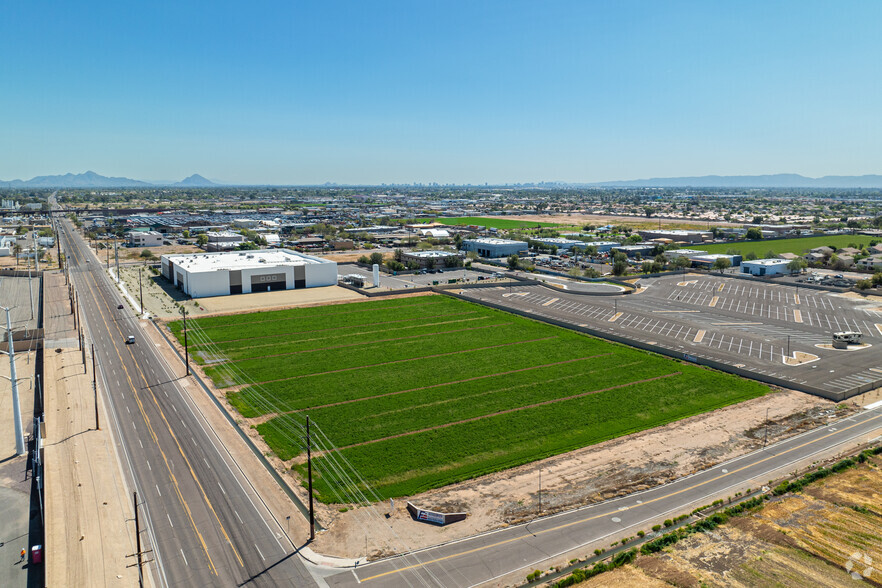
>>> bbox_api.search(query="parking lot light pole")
[787,335,791,359]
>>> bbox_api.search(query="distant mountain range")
[589,174,882,189]
[0,171,220,188]
[4,171,882,189]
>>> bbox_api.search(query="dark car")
[118,304,124,309]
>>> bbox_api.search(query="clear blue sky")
[2,1,881,185]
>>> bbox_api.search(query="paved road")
[56,217,316,587]
[324,403,882,587]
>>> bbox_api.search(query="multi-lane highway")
[57,217,316,587]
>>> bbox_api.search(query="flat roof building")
[401,250,461,268]
[691,253,742,268]
[662,248,707,260]
[127,230,163,247]
[581,241,621,253]
[740,258,789,276]
[462,238,528,258]
[637,229,712,244]
[161,249,337,298]
[531,237,588,251]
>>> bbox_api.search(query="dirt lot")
[302,388,843,560]
[575,451,882,587]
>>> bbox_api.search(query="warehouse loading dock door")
[251,272,286,292]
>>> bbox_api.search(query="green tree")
[641,260,654,274]
[612,252,628,276]
[140,249,156,260]
[583,267,601,278]
[627,234,642,244]
[745,228,763,240]
[856,278,872,290]
[712,257,732,273]
[196,234,208,246]
[182,230,190,239]
[369,252,384,266]
[507,254,520,269]
[393,248,403,262]
[745,251,758,261]
[673,256,691,269]
[786,258,808,274]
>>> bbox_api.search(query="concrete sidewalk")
[42,270,142,587]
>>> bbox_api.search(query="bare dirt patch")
[575,453,882,588]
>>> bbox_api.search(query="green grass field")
[699,234,876,258]
[170,296,767,501]
[428,216,561,229]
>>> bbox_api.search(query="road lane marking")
[794,294,800,305]
[709,296,719,307]
[793,310,802,323]
[542,298,559,307]
[168,513,174,528]
[609,312,622,322]
[218,482,226,495]
[693,330,705,343]
[876,323,882,336]
[255,544,265,561]
[358,409,882,583]
[156,484,162,497]
[76,264,220,575]
[180,549,188,566]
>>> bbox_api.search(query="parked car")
[126,335,135,344]
[117,304,124,309]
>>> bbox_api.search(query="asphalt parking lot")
[460,273,882,399]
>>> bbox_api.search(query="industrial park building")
[401,250,461,268]
[637,229,712,244]
[531,237,588,251]
[161,249,337,298]
[461,238,528,258]
[127,231,163,247]
[740,258,789,276]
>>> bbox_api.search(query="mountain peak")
[175,174,217,187]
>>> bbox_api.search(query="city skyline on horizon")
[3,1,882,185]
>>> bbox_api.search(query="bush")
[663,519,673,527]
[652,524,661,532]
[526,569,542,583]
[637,530,645,538]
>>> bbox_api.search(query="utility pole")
[115,238,120,282]
[80,326,86,371]
[538,466,542,517]
[763,407,770,448]
[306,416,315,541]
[139,268,144,315]
[1,307,27,456]
[92,344,99,430]
[180,306,189,376]
[128,492,147,588]
[74,293,79,331]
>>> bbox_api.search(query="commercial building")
[740,258,790,276]
[690,253,742,268]
[612,244,655,258]
[206,231,246,251]
[637,229,711,244]
[531,237,588,251]
[581,241,621,254]
[461,238,528,258]
[401,250,461,268]
[161,249,337,298]
[662,248,707,260]
[127,231,163,247]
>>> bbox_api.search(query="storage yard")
[171,295,768,501]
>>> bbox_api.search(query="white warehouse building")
[740,258,789,277]
[161,249,337,298]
